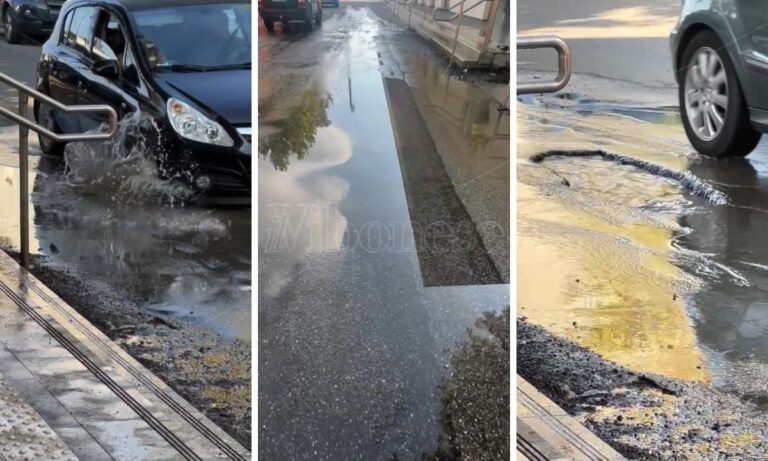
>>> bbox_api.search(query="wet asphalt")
[258,4,508,459]
[518,0,768,456]
[0,33,40,112]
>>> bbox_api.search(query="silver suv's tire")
[678,30,761,157]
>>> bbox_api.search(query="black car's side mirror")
[93,59,120,80]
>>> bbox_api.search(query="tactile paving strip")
[0,376,77,461]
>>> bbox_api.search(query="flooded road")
[258,4,508,459]
[518,77,768,404]
[0,127,251,341]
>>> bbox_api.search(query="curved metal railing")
[517,35,572,95]
[0,72,118,142]
[0,71,118,267]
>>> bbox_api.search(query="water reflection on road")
[258,7,509,459]
[681,155,768,399]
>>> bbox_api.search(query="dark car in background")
[258,0,322,32]
[2,0,62,43]
[36,0,252,199]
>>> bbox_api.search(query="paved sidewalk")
[517,376,625,461]
[0,374,77,460]
[0,250,250,460]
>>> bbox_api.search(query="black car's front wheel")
[35,102,65,156]
[3,6,22,44]
[678,30,761,157]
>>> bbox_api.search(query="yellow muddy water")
[517,100,709,382]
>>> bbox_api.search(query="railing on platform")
[516,35,571,95]
[431,0,490,70]
[0,72,118,268]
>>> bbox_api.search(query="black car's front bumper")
[166,129,251,200]
[10,4,57,37]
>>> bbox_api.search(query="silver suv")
[671,1,768,157]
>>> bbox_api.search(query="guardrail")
[517,35,571,94]
[0,72,118,268]
[431,0,491,70]
[397,0,415,29]
[433,0,487,21]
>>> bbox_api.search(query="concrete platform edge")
[517,375,626,461]
[0,250,251,460]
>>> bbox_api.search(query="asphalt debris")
[428,308,510,461]
[518,318,768,459]
[530,149,730,206]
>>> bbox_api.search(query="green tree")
[259,89,332,171]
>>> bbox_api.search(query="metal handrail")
[517,35,572,94]
[0,71,118,268]
[430,0,491,70]
[0,73,118,142]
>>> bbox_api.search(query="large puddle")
[519,86,768,401]
[0,126,251,341]
[258,7,508,459]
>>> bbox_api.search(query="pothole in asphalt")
[531,149,729,206]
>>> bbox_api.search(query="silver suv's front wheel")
[677,30,760,157]
[684,47,727,141]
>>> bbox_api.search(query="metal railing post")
[498,83,510,112]
[408,0,413,29]
[447,0,466,70]
[478,0,501,63]
[18,92,29,268]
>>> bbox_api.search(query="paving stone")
[0,376,78,461]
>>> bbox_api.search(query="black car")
[258,0,322,32]
[2,0,63,43]
[36,0,251,199]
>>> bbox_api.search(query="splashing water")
[62,112,194,205]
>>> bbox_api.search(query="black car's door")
[77,9,130,132]
[46,6,99,134]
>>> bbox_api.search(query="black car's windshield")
[130,3,251,71]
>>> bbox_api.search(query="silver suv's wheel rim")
[685,47,728,142]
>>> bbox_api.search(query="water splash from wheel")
[62,112,194,206]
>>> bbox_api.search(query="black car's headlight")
[167,98,234,147]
